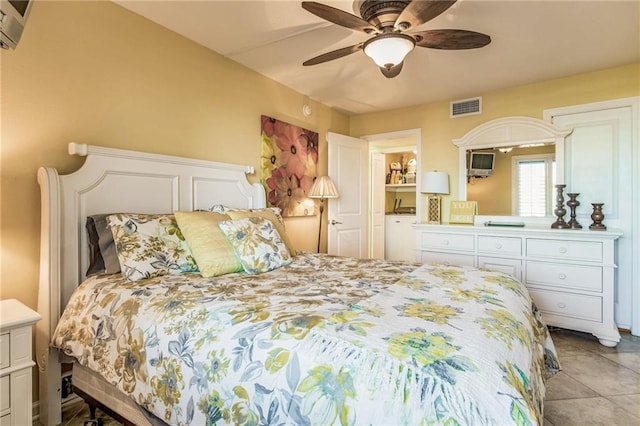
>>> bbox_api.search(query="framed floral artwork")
[261,115,318,217]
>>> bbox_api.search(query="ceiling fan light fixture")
[363,33,415,69]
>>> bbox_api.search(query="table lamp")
[421,171,449,224]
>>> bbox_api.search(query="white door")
[327,132,369,258]
[550,104,635,332]
[371,152,386,259]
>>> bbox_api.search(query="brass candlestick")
[589,203,606,230]
[566,193,582,229]
[551,184,570,229]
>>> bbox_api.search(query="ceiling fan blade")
[395,0,457,30]
[303,43,364,66]
[412,29,491,49]
[302,1,378,34]
[380,62,404,78]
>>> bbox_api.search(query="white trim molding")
[452,116,572,207]
[544,97,640,336]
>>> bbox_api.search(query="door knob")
[330,220,342,225]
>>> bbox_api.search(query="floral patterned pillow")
[226,210,296,256]
[218,217,292,274]
[209,205,285,226]
[107,213,199,281]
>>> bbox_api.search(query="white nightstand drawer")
[0,375,9,412]
[529,288,602,322]
[0,334,8,369]
[478,236,521,256]
[0,300,41,426]
[527,261,603,292]
[527,239,603,262]
[420,232,474,252]
[0,413,10,426]
[420,251,475,266]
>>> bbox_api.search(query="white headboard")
[35,143,265,426]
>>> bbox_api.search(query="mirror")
[467,144,556,215]
[452,117,571,221]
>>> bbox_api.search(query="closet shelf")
[385,184,416,193]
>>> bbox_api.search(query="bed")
[37,143,559,426]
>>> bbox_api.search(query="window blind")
[518,160,547,217]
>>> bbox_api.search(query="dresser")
[413,223,623,347]
[1,299,41,426]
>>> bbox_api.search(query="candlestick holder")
[566,193,582,229]
[589,203,606,230]
[551,184,570,229]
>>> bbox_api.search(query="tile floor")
[55,402,120,426]
[50,328,640,426]
[544,328,640,425]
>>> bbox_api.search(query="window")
[512,154,555,217]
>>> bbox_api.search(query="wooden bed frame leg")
[83,404,103,426]
[88,403,97,419]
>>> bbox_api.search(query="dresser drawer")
[419,232,474,252]
[0,375,9,412]
[420,251,475,267]
[478,236,521,256]
[527,261,603,292]
[526,239,603,262]
[0,334,8,370]
[479,257,522,281]
[528,288,602,322]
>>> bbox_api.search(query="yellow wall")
[0,0,349,309]
[350,63,640,222]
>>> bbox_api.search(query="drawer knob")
[557,302,567,309]
[558,247,567,254]
[443,240,450,246]
[495,243,503,249]
[558,273,567,280]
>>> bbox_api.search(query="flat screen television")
[0,0,33,49]
[469,151,495,177]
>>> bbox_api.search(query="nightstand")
[1,299,41,426]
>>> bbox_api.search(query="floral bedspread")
[52,253,559,425]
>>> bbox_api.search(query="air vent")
[450,97,482,118]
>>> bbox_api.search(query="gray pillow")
[86,214,120,276]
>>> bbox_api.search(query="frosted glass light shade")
[309,176,339,199]
[363,34,415,68]
[421,171,450,194]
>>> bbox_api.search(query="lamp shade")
[363,33,415,69]
[308,176,339,199]
[421,171,450,194]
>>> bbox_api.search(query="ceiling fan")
[302,0,491,78]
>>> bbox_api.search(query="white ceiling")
[114,0,640,115]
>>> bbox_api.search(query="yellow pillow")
[227,210,296,256]
[174,211,242,277]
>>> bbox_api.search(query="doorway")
[362,129,421,260]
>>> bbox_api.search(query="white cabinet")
[414,224,622,346]
[385,215,417,262]
[0,299,41,426]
